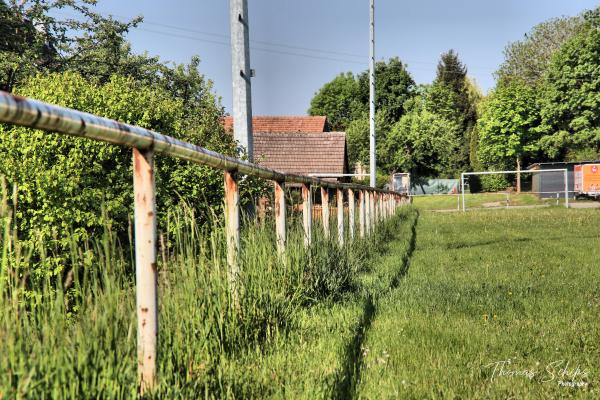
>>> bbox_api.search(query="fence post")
[302,183,312,248]
[373,192,379,227]
[369,192,373,229]
[321,187,330,239]
[365,191,371,234]
[384,194,388,219]
[348,188,355,240]
[274,181,286,254]
[337,187,344,246]
[133,148,158,394]
[359,190,365,238]
[224,171,240,303]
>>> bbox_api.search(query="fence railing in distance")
[0,91,409,393]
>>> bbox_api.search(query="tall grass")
[0,197,400,398]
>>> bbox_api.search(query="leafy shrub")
[480,174,511,192]
[0,72,265,277]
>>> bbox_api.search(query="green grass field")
[354,206,600,399]
[411,192,582,211]
[2,201,599,398]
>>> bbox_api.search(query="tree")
[309,58,415,132]
[345,111,392,171]
[0,0,146,92]
[384,92,462,180]
[429,50,478,172]
[495,15,583,86]
[477,81,542,191]
[537,8,600,161]
[308,72,363,131]
[0,71,239,276]
[356,57,415,123]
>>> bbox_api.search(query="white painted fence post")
[302,183,312,248]
[359,190,365,238]
[337,187,344,246]
[133,148,158,394]
[274,181,286,254]
[224,171,240,302]
[321,187,330,239]
[348,188,355,240]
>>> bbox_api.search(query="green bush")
[0,72,264,277]
[479,174,511,192]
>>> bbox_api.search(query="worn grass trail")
[219,208,420,399]
[355,208,600,399]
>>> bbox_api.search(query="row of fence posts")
[134,151,404,392]
[0,92,407,394]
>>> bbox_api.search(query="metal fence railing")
[0,91,409,391]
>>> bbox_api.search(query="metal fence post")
[564,169,569,209]
[369,192,374,229]
[359,190,365,238]
[274,181,286,254]
[365,191,371,234]
[224,171,240,302]
[337,187,344,246]
[302,183,312,248]
[461,173,466,212]
[375,192,379,223]
[321,187,330,239]
[133,148,158,394]
[348,188,355,240]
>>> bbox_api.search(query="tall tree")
[308,72,363,131]
[356,57,415,123]
[495,15,583,87]
[537,8,600,161]
[477,80,542,191]
[0,0,146,92]
[385,92,462,180]
[429,50,476,173]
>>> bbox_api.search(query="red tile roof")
[223,116,328,133]
[253,132,348,177]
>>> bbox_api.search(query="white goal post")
[460,169,569,212]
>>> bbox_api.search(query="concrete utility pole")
[369,0,376,187]
[230,0,253,160]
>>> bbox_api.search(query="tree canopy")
[537,9,600,161]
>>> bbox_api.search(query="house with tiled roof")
[223,116,329,133]
[253,131,348,179]
[223,116,348,182]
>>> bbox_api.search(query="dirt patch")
[570,202,600,209]
[482,201,504,208]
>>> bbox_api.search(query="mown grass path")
[356,208,600,399]
[221,208,420,399]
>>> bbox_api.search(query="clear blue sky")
[91,0,598,116]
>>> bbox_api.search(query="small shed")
[528,161,600,198]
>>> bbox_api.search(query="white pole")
[369,0,376,188]
[230,0,253,160]
[348,189,355,240]
[564,169,569,209]
[302,184,312,248]
[274,181,286,254]
[133,148,158,393]
[461,173,466,212]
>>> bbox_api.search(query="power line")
[138,27,367,65]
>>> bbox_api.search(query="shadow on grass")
[333,210,419,400]
[445,233,600,251]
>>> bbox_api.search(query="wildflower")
[483,314,489,321]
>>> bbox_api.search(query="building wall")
[538,164,575,199]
